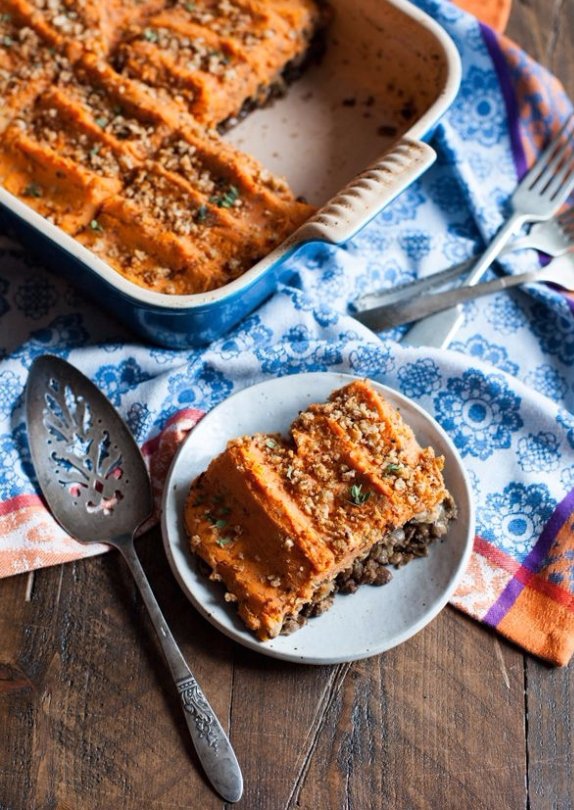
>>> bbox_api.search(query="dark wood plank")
[0,550,532,810]
[229,651,347,808]
[505,4,574,810]
[506,0,574,98]
[526,659,574,810]
[291,608,527,810]
[0,532,235,809]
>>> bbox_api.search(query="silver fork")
[401,114,574,348]
[352,206,574,312]
[355,251,574,331]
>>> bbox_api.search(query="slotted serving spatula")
[25,354,243,803]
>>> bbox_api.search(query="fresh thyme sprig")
[348,483,371,506]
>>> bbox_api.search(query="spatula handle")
[117,537,243,803]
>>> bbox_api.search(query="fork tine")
[529,133,574,194]
[543,155,574,203]
[524,115,574,187]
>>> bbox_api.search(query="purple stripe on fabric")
[524,486,574,571]
[480,23,528,181]
[483,577,524,627]
[483,487,574,626]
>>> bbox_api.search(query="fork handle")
[116,537,243,803]
[401,214,526,347]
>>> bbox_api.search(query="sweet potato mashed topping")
[184,381,457,640]
[0,0,326,293]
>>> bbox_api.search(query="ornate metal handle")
[117,538,243,803]
[176,674,222,751]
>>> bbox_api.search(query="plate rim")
[160,371,475,665]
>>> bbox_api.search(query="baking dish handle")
[245,138,436,285]
[292,137,436,246]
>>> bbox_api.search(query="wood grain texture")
[0,536,235,809]
[0,534,531,810]
[526,659,574,810]
[506,0,574,98]
[293,610,527,810]
[505,6,574,810]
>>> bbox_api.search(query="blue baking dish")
[0,0,461,348]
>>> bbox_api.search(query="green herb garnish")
[196,204,208,222]
[216,536,233,548]
[22,182,43,198]
[205,512,228,529]
[95,116,108,128]
[265,438,277,449]
[385,463,402,474]
[89,219,104,232]
[348,484,371,506]
[210,184,240,208]
[210,49,231,64]
[143,27,159,42]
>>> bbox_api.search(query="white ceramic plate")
[161,372,474,665]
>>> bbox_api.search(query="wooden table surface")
[2,4,573,809]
